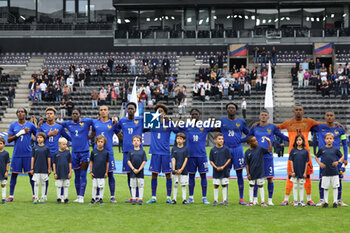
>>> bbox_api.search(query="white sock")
[173,183,178,201]
[189,195,193,199]
[222,186,227,201]
[268,198,273,204]
[284,195,289,202]
[2,187,6,199]
[299,183,304,202]
[333,188,338,204]
[214,188,219,202]
[64,187,68,199]
[306,194,311,202]
[253,197,258,203]
[324,189,329,204]
[293,182,298,202]
[56,187,61,199]
[92,187,97,200]
[34,182,39,200]
[41,182,46,199]
[182,186,187,201]
[152,196,157,200]
[139,187,144,200]
[259,187,265,203]
[99,187,104,200]
[249,186,254,203]
[131,187,136,200]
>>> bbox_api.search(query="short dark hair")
[226,102,238,110]
[72,108,81,115]
[214,133,223,140]
[176,132,186,140]
[126,102,137,109]
[246,136,255,144]
[0,137,5,145]
[190,108,201,115]
[16,108,27,116]
[37,132,47,141]
[260,109,269,114]
[154,103,168,114]
[293,134,306,149]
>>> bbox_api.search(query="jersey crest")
[107,124,112,129]
[134,120,139,125]
[79,122,84,127]
[267,128,271,134]
[334,129,339,135]
[236,123,240,128]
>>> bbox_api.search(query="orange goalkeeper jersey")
[277,118,319,175]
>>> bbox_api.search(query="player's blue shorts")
[187,157,208,174]
[123,152,130,173]
[149,154,172,174]
[108,150,116,172]
[264,153,274,177]
[319,163,344,179]
[72,151,90,169]
[229,146,245,170]
[10,157,31,173]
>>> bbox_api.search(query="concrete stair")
[0,56,45,132]
[177,56,196,109]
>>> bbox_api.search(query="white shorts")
[249,178,265,186]
[322,175,340,189]
[92,178,105,188]
[290,177,306,184]
[213,178,229,185]
[1,180,7,185]
[130,178,144,188]
[32,173,49,183]
[173,174,189,186]
[55,179,70,188]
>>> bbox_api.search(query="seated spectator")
[244,81,251,96]
[204,80,211,96]
[114,64,122,73]
[320,81,330,98]
[310,70,318,86]
[199,85,205,102]
[178,96,187,116]
[62,84,69,100]
[122,64,128,73]
[334,75,340,98]
[57,114,64,123]
[198,65,205,80]
[193,81,199,96]
[337,64,344,75]
[48,84,55,102]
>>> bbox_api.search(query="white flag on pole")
[128,76,139,117]
[264,61,273,123]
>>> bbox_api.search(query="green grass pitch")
[1,146,350,233]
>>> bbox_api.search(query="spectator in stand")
[48,84,55,102]
[262,69,268,91]
[66,73,74,93]
[228,80,234,100]
[139,90,147,107]
[320,68,328,82]
[254,47,260,65]
[315,58,322,75]
[217,52,224,70]
[334,75,340,98]
[110,88,118,106]
[35,86,41,102]
[204,80,211,97]
[107,56,114,73]
[320,81,330,97]
[192,81,199,97]
[217,82,223,99]
[122,64,128,73]
[297,68,304,88]
[121,87,127,105]
[309,58,315,71]
[77,70,85,87]
[162,55,170,74]
[115,64,122,73]
[223,80,229,98]
[8,86,15,108]
[209,54,216,69]
[238,81,244,97]
[30,88,36,104]
[260,47,267,66]
[130,56,136,75]
[241,98,247,119]
[178,96,187,116]
[58,66,65,76]
[345,63,350,75]
[99,89,107,106]
[328,64,333,74]
[244,81,251,96]
[154,86,161,103]
[60,99,66,118]
[142,56,149,74]
[316,76,321,93]
[271,46,277,66]
[66,98,74,116]
[56,114,64,124]
[39,81,47,100]
[337,64,344,75]
[301,59,309,71]
[199,84,205,102]
[250,67,257,88]
[151,56,159,72]
[295,51,301,70]
[198,65,205,80]
[304,69,310,88]
[256,73,261,91]
[182,85,187,97]
[85,65,91,85]
[310,70,318,86]
[62,84,69,100]
[340,75,348,99]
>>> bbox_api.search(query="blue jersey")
[8,121,37,158]
[181,126,213,157]
[92,119,119,154]
[149,122,178,155]
[38,123,71,156]
[247,124,289,150]
[219,117,249,148]
[312,124,348,160]
[116,117,143,153]
[62,118,93,153]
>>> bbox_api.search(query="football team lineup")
[0,103,348,208]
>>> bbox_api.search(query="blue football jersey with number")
[37,122,71,156]
[247,124,288,149]
[181,126,213,158]
[62,118,93,153]
[219,117,249,148]
[8,121,37,157]
[92,119,119,155]
[312,124,346,148]
[149,122,178,156]
[116,117,143,153]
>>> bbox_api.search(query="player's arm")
[5,155,9,179]
[263,136,272,153]
[245,164,251,180]
[60,127,72,141]
[89,153,94,178]
[315,151,325,169]
[47,156,51,175]
[221,157,231,170]
[274,126,289,142]
[138,160,147,173]
[88,131,96,140]
[241,127,254,143]
[53,161,57,179]
[303,160,308,178]
[209,150,217,170]
[341,134,348,165]
[179,158,188,174]
[105,161,109,178]
[209,160,217,170]
[276,120,289,130]
[7,124,25,143]
[290,160,295,177]
[334,150,344,167]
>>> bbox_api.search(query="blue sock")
[200,173,207,198]
[253,184,258,198]
[96,188,100,196]
[338,181,342,200]
[9,174,18,196]
[319,180,324,199]
[108,172,115,197]
[136,187,139,198]
[74,170,81,196]
[61,187,64,196]
[268,182,274,199]
[28,174,34,195]
[236,170,244,199]
[189,173,195,197]
[166,178,172,197]
[79,170,87,197]
[127,173,131,196]
[45,180,49,195]
[151,178,157,197]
